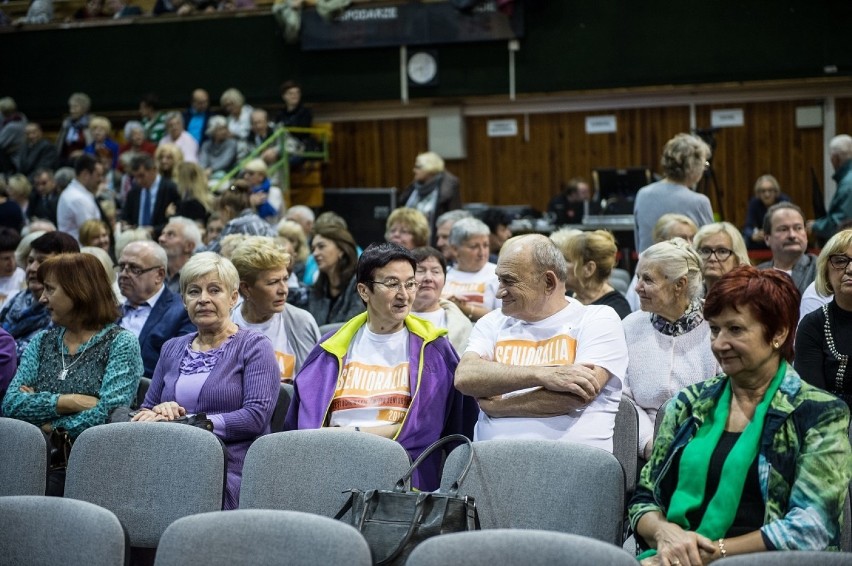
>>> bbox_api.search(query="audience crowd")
[1,93,852,563]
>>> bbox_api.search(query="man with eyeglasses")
[287,242,476,491]
[455,234,628,452]
[757,202,816,294]
[116,241,194,377]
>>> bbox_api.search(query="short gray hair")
[122,240,167,269]
[829,134,852,162]
[449,217,490,247]
[166,216,203,251]
[639,238,704,302]
[180,252,240,297]
[286,205,315,223]
[660,133,711,183]
[436,209,471,228]
[528,235,568,282]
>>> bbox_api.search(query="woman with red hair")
[630,265,851,564]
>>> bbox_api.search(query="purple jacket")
[285,313,477,491]
[143,328,279,510]
[0,327,18,416]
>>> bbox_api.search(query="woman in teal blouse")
[2,254,142,492]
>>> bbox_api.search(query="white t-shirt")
[0,267,25,309]
[443,263,501,310]
[465,298,628,452]
[412,309,446,331]
[232,308,297,382]
[329,326,411,428]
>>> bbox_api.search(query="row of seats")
[3,496,851,565]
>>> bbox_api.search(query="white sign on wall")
[710,109,745,128]
[585,115,617,134]
[487,119,518,137]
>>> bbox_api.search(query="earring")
[773,341,780,349]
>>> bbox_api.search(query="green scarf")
[637,361,787,561]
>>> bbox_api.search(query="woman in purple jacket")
[286,242,477,491]
[132,252,279,509]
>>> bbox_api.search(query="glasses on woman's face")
[369,279,419,294]
[828,254,852,271]
[697,247,733,261]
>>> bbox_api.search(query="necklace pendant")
[59,369,67,381]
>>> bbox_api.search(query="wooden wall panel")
[324,100,837,234]
[696,100,824,230]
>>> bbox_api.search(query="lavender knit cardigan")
[142,328,279,509]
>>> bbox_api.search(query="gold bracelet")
[717,538,727,559]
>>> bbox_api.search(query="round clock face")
[408,52,437,85]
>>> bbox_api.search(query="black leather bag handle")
[393,434,474,495]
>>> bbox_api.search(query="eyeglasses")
[697,247,734,261]
[369,279,419,293]
[828,254,852,270]
[115,263,161,276]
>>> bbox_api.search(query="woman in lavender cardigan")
[132,252,279,509]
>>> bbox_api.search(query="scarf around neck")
[637,360,787,561]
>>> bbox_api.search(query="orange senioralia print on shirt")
[443,281,486,306]
[494,335,577,366]
[330,361,412,425]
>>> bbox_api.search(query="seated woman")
[2,254,142,493]
[230,237,320,383]
[132,252,279,510]
[550,228,631,319]
[307,224,365,328]
[630,265,851,563]
[410,246,472,352]
[385,207,430,250]
[795,229,852,407]
[167,161,213,224]
[443,217,501,322]
[79,218,112,258]
[693,221,751,292]
[623,239,719,459]
[154,143,183,182]
[199,116,238,179]
[276,219,310,303]
[743,174,789,250]
[204,181,277,254]
[286,242,476,491]
[626,213,699,312]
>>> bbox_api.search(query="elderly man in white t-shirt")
[455,234,628,452]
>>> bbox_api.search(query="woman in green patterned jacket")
[629,265,851,566]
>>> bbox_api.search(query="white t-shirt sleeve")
[574,305,628,380]
[464,310,502,360]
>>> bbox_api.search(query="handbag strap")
[374,491,430,566]
[393,434,474,495]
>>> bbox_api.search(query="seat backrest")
[269,382,294,433]
[440,440,625,545]
[406,529,637,566]
[0,417,47,496]
[0,495,127,566]
[240,429,411,516]
[723,551,852,565]
[613,397,639,502]
[154,509,370,566]
[135,376,152,409]
[64,421,226,548]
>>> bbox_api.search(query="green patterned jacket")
[628,363,852,551]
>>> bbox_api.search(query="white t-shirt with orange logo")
[231,309,297,382]
[328,326,411,428]
[465,298,627,452]
[443,263,501,310]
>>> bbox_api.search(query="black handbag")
[47,427,73,472]
[334,434,480,566]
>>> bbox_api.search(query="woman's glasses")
[697,247,733,261]
[369,279,419,294]
[828,254,852,270]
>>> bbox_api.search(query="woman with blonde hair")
[277,219,309,278]
[78,218,111,255]
[550,228,630,319]
[385,207,430,250]
[154,143,184,181]
[168,161,212,224]
[693,221,751,291]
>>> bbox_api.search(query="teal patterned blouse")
[2,324,142,438]
[629,363,852,551]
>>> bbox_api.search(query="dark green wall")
[2,0,849,120]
